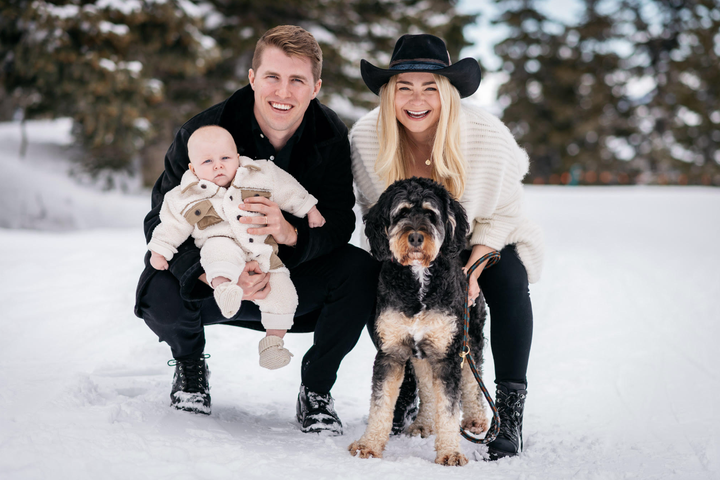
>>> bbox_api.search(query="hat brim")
[360,58,481,98]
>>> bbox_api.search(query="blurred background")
[1,0,718,188]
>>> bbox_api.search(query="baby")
[148,125,325,370]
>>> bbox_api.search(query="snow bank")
[0,119,148,230]
[1,120,719,479]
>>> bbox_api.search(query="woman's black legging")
[465,244,534,386]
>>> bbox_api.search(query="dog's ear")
[442,194,470,258]
[363,193,393,261]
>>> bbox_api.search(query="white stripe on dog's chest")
[411,263,431,304]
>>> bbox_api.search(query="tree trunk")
[19,117,28,159]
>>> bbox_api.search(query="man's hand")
[238,197,298,246]
[237,261,271,300]
[199,261,270,301]
[150,251,169,270]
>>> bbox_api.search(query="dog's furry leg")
[407,358,435,437]
[460,363,489,434]
[432,361,467,466]
[349,355,405,459]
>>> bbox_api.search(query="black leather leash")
[459,251,501,444]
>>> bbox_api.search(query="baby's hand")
[150,251,169,270]
[307,205,326,228]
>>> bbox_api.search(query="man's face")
[248,46,322,142]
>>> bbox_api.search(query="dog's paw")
[461,417,489,435]
[407,421,434,438]
[348,441,383,459]
[435,451,469,466]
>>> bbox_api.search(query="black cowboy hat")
[360,34,482,98]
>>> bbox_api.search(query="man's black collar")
[249,107,307,154]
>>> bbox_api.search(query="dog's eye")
[392,207,410,220]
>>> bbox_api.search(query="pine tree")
[491,0,635,185]
[558,0,636,185]
[622,0,720,185]
[1,0,219,184]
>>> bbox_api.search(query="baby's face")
[188,128,240,188]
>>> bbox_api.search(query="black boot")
[168,354,211,415]
[296,384,343,435]
[392,361,419,435]
[487,381,527,460]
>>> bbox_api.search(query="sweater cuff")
[261,312,295,330]
[295,195,319,218]
[469,222,511,252]
[147,240,176,261]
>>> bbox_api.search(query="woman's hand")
[462,244,497,306]
[464,274,481,306]
[238,197,298,246]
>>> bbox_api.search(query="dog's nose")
[408,232,424,247]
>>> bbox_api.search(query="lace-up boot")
[296,384,343,435]
[487,381,527,460]
[168,354,211,415]
[392,361,419,434]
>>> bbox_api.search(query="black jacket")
[135,85,355,312]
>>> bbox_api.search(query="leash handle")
[459,251,501,445]
[465,250,501,278]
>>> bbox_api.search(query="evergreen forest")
[1,0,718,186]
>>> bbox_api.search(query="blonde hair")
[375,74,466,199]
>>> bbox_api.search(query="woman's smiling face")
[393,72,442,141]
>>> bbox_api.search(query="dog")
[349,177,489,466]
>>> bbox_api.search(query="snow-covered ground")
[0,119,147,230]
[1,120,719,479]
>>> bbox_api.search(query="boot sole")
[172,404,211,415]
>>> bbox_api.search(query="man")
[134,25,379,435]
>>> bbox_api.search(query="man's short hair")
[252,25,323,83]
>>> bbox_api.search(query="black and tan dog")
[349,177,489,466]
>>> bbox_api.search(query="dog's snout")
[408,232,424,247]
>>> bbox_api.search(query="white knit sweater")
[350,102,544,283]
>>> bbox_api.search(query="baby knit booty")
[258,336,294,370]
[214,282,243,319]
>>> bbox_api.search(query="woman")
[350,34,544,460]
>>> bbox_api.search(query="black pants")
[137,244,380,394]
[468,244,534,385]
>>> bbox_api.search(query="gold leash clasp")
[459,345,470,368]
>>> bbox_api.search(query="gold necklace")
[409,147,432,167]
[407,138,433,168]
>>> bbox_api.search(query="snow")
[99,21,130,36]
[95,0,145,15]
[2,120,720,479]
[0,120,147,230]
